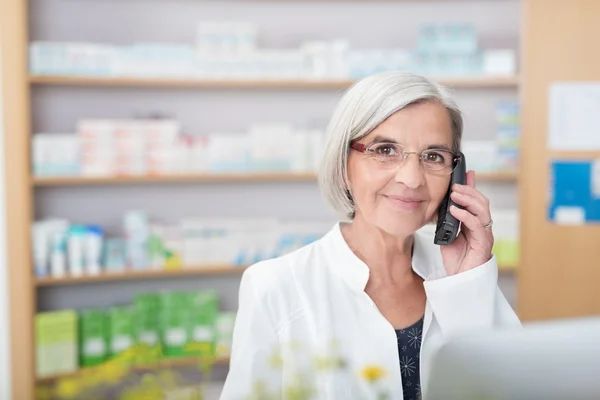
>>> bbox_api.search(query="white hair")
[318,71,463,219]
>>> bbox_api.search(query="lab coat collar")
[321,222,442,292]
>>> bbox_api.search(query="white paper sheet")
[549,83,600,150]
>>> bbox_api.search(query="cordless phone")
[434,152,467,245]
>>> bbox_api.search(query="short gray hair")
[318,71,463,219]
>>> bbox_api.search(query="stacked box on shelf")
[31,134,80,177]
[33,214,333,279]
[36,311,79,378]
[159,290,218,359]
[461,140,499,173]
[215,312,236,358]
[29,42,116,76]
[416,23,481,77]
[160,291,193,358]
[495,102,520,172]
[32,119,325,179]
[107,307,135,364]
[79,309,108,367]
[145,120,183,175]
[133,293,162,365]
[187,290,219,357]
[491,209,520,269]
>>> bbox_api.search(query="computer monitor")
[427,316,600,400]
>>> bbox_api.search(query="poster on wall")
[549,83,600,150]
[548,160,600,225]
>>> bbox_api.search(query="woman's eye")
[425,152,444,163]
[375,145,399,156]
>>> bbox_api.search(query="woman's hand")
[440,170,494,276]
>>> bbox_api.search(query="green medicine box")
[79,309,108,367]
[107,306,134,361]
[186,290,219,357]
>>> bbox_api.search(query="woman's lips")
[384,195,425,211]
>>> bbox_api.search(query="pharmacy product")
[32,222,51,277]
[133,293,162,364]
[84,225,103,275]
[107,307,134,360]
[208,133,249,173]
[114,120,146,176]
[162,225,183,269]
[67,225,87,276]
[32,133,80,177]
[77,120,116,176]
[215,312,236,358]
[461,141,499,172]
[160,291,191,358]
[79,309,108,367]
[50,230,68,278]
[36,310,78,378]
[148,225,166,269]
[124,211,149,270]
[103,238,127,272]
[187,290,219,357]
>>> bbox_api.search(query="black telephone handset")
[434,152,467,245]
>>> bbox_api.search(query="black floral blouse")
[395,317,424,400]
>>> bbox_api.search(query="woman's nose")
[394,153,426,189]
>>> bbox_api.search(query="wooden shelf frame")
[2,0,36,398]
[32,170,519,187]
[29,75,521,89]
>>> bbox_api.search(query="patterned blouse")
[395,316,424,400]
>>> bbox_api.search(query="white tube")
[84,226,103,275]
[67,226,85,277]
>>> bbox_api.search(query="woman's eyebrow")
[368,135,398,144]
[365,136,453,151]
[426,144,452,151]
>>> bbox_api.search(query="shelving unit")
[2,0,523,398]
[29,75,520,89]
[32,171,519,187]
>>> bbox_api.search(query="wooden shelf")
[29,75,520,89]
[32,171,518,187]
[36,356,230,384]
[36,262,516,287]
[35,265,247,287]
[475,171,520,182]
[32,172,318,186]
[499,264,518,273]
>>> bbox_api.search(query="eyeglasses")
[350,141,462,174]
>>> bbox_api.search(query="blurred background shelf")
[29,75,520,89]
[36,356,230,384]
[35,266,247,287]
[36,263,516,287]
[32,171,518,187]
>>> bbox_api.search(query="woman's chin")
[372,214,426,237]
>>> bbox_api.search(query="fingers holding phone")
[442,170,494,273]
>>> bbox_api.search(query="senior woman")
[220,71,521,400]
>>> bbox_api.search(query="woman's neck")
[341,214,416,284]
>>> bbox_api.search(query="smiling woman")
[221,71,521,400]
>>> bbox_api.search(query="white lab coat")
[220,223,521,400]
